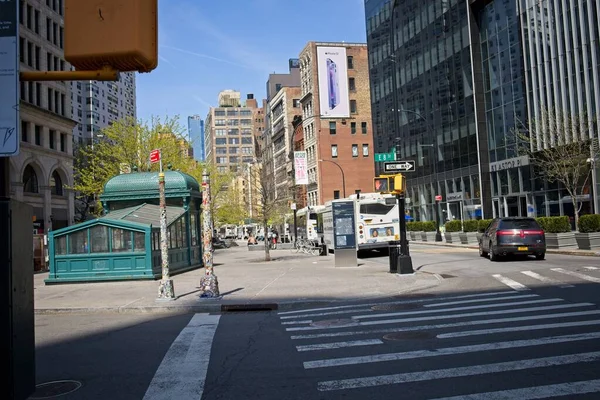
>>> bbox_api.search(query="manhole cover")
[310,318,358,327]
[30,380,83,398]
[393,293,437,300]
[371,303,422,311]
[383,331,436,341]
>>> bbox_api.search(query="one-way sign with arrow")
[384,160,416,173]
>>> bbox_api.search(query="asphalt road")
[30,248,600,399]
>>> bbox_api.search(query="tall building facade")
[204,91,263,173]
[299,42,376,206]
[187,115,205,161]
[365,0,600,222]
[10,0,76,233]
[70,72,136,146]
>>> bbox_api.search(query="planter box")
[575,232,600,250]
[460,232,479,245]
[445,232,460,244]
[476,232,483,243]
[409,231,417,241]
[545,232,577,249]
[422,231,438,242]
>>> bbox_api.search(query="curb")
[33,279,442,315]
[410,240,600,256]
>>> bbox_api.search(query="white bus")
[296,205,325,242]
[319,192,400,253]
[218,224,237,239]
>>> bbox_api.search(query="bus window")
[360,203,395,215]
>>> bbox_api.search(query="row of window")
[329,121,369,135]
[19,36,65,72]
[21,120,67,152]
[330,144,370,158]
[215,147,253,155]
[20,1,64,49]
[20,81,67,117]
[214,129,253,136]
[214,119,253,126]
[215,137,252,145]
[214,109,253,117]
[55,226,144,255]
[215,156,254,164]
[23,165,64,196]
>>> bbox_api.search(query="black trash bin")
[388,240,401,273]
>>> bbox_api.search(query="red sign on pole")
[149,149,161,164]
[435,195,442,202]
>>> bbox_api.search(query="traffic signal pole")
[396,192,414,274]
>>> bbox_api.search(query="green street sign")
[375,152,396,162]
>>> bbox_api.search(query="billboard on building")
[316,46,350,118]
[294,151,308,185]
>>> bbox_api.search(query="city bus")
[296,205,325,243]
[319,192,400,254]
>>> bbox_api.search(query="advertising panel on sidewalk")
[0,0,19,156]
[316,46,350,118]
[294,151,308,185]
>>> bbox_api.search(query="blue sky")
[136,0,367,135]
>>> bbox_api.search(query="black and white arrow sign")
[384,160,416,172]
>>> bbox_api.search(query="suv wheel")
[479,242,488,258]
[535,252,545,260]
[489,242,499,262]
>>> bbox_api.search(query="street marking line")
[520,270,574,288]
[286,303,592,332]
[290,310,600,340]
[296,339,383,352]
[437,319,600,339]
[277,291,516,316]
[143,314,220,400]
[552,268,600,284]
[281,320,312,325]
[317,351,600,391]
[492,274,530,291]
[430,379,600,400]
[584,266,599,270]
[423,294,538,308]
[303,331,600,369]
[352,298,559,320]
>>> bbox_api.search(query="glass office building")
[365,0,600,223]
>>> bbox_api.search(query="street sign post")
[384,160,416,173]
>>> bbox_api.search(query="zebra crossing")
[492,265,600,291]
[277,288,600,398]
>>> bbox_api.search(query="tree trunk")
[263,220,271,261]
[572,196,579,231]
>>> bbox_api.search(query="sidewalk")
[409,238,600,257]
[33,242,441,315]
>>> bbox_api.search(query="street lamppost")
[319,159,346,198]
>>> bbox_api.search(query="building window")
[34,10,39,33]
[351,122,356,134]
[333,190,340,199]
[293,99,300,107]
[361,121,367,134]
[49,130,55,149]
[362,144,369,157]
[23,165,38,193]
[347,56,354,69]
[50,171,63,196]
[350,100,357,114]
[19,37,25,62]
[331,145,338,158]
[36,83,41,106]
[349,77,356,91]
[329,121,336,135]
[60,133,66,152]
[352,144,359,157]
[34,125,41,145]
[21,121,28,142]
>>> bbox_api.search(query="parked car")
[479,217,546,261]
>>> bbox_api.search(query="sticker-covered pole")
[199,171,220,298]
[157,153,175,300]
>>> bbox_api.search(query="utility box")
[65,0,158,72]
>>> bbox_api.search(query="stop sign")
[435,195,442,201]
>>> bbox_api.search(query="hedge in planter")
[476,219,493,242]
[421,221,437,241]
[536,216,576,249]
[461,219,479,244]
[444,220,461,243]
[575,214,600,250]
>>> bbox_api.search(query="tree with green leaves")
[515,108,599,228]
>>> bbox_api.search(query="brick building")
[298,42,375,205]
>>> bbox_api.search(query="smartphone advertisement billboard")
[316,46,350,118]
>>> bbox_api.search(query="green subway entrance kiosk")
[46,171,202,283]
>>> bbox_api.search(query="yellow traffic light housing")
[374,174,405,194]
[392,174,405,195]
[65,0,158,73]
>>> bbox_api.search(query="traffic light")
[374,174,405,194]
[393,174,405,194]
[65,0,158,73]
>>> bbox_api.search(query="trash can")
[388,240,401,273]
[320,244,328,256]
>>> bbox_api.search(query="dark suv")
[479,217,546,261]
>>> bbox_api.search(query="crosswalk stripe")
[317,351,600,391]
[423,294,537,307]
[281,320,312,325]
[296,339,383,352]
[286,303,593,332]
[430,379,600,400]
[552,268,600,283]
[492,274,530,291]
[437,319,600,339]
[290,310,600,341]
[521,270,574,288]
[277,291,516,316]
[584,266,599,270]
[352,298,560,320]
[303,331,600,369]
[143,314,219,400]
